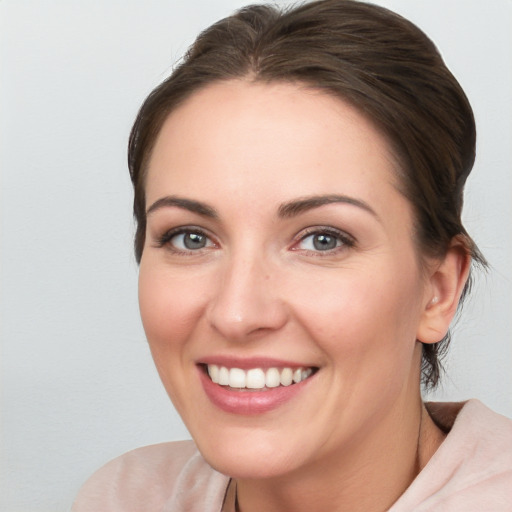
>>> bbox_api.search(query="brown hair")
[128,0,486,388]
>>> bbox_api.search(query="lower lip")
[198,367,314,415]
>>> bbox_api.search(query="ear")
[417,237,472,344]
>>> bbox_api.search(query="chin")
[191,428,307,480]
[204,452,298,480]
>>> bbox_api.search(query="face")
[139,81,432,480]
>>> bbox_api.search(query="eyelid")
[154,225,217,252]
[291,226,356,253]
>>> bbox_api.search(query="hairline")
[138,75,438,266]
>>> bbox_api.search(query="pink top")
[72,400,512,511]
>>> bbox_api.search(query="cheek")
[289,263,423,365]
[138,263,207,358]
[137,261,215,416]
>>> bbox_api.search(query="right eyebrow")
[146,196,219,219]
[278,194,379,220]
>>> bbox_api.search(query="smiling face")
[138,80,433,480]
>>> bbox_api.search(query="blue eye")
[297,229,354,252]
[158,229,214,252]
[172,232,209,250]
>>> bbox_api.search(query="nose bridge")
[207,241,287,340]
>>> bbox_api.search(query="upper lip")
[197,355,318,370]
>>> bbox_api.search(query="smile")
[207,364,315,390]
[198,361,319,414]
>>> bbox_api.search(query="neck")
[235,398,445,512]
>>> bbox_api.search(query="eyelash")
[155,226,215,254]
[154,226,356,255]
[293,227,356,255]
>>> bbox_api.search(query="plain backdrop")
[1,1,511,510]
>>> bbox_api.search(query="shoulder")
[392,400,512,511]
[445,399,512,459]
[72,440,230,512]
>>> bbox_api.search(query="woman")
[73,0,512,510]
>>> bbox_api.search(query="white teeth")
[206,364,314,389]
[218,366,230,386]
[265,368,281,388]
[229,368,246,388]
[208,364,219,384]
[280,367,293,386]
[246,368,266,389]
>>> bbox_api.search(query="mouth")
[201,364,318,391]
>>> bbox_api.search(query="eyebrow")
[146,196,218,218]
[278,194,379,219]
[146,193,378,221]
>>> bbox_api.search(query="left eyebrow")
[278,194,379,220]
[146,196,218,218]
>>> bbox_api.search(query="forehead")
[146,80,402,204]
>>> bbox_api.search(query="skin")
[138,80,469,511]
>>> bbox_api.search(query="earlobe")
[417,237,472,344]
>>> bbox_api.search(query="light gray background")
[1,1,511,510]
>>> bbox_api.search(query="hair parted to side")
[128,0,486,389]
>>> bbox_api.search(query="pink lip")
[198,355,311,370]
[197,365,316,415]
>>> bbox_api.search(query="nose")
[206,252,288,342]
